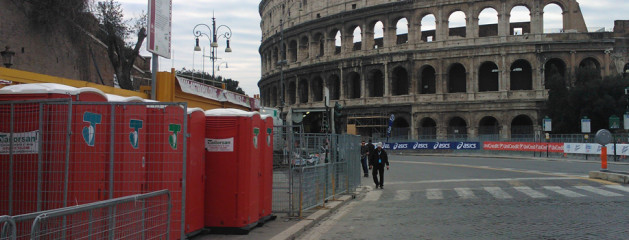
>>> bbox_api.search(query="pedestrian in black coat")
[369,142,389,189]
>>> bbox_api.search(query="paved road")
[299,155,629,239]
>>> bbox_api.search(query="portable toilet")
[185,107,206,236]
[259,115,274,223]
[204,108,260,233]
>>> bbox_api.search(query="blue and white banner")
[564,143,629,156]
[383,141,481,150]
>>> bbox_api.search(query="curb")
[589,170,629,183]
[269,190,362,240]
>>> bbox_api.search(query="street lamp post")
[277,3,302,121]
[193,15,232,83]
[1,46,15,68]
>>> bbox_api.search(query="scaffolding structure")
[347,110,389,138]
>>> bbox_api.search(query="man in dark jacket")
[360,141,370,177]
[369,142,389,189]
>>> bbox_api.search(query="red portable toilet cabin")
[107,94,147,198]
[204,108,261,233]
[184,107,206,236]
[0,83,109,216]
[145,104,185,240]
[259,115,274,223]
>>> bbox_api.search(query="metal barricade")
[28,190,171,240]
[0,215,16,240]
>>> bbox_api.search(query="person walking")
[369,142,389,189]
[360,141,370,177]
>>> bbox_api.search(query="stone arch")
[510,59,533,90]
[392,66,409,96]
[395,17,409,44]
[420,14,436,42]
[478,116,500,136]
[543,3,564,33]
[288,80,297,104]
[448,10,467,38]
[271,85,278,107]
[346,71,361,99]
[272,47,279,68]
[418,117,437,139]
[544,58,567,89]
[299,35,309,60]
[331,28,342,54]
[510,5,531,35]
[478,61,499,92]
[367,69,384,97]
[298,80,309,103]
[372,20,385,49]
[313,32,325,57]
[448,63,467,93]
[328,74,340,100]
[447,116,468,139]
[478,7,499,37]
[578,57,601,75]
[419,65,436,94]
[511,114,534,136]
[289,39,298,63]
[311,76,324,102]
[351,25,362,51]
[392,116,410,139]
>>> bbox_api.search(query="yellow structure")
[0,67,259,112]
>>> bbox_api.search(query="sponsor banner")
[0,131,40,154]
[177,76,259,110]
[205,138,234,152]
[564,143,629,156]
[483,141,564,153]
[384,141,481,150]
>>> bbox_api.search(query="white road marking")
[426,189,443,200]
[454,188,476,199]
[574,186,624,197]
[363,190,383,202]
[387,177,571,185]
[394,190,411,201]
[605,185,629,193]
[484,187,513,199]
[543,186,585,197]
[514,186,548,198]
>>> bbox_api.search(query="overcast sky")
[117,0,629,96]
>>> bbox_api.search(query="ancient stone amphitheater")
[258,0,629,139]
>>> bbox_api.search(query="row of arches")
[262,2,576,73]
[261,56,601,107]
[416,114,535,139]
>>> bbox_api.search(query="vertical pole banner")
[387,114,394,138]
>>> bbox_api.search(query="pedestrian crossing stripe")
[373,185,628,201]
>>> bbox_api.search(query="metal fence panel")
[0,215,16,240]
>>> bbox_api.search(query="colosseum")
[258,0,629,139]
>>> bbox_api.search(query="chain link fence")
[272,127,361,217]
[0,100,187,239]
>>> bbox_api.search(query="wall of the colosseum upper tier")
[258,0,629,139]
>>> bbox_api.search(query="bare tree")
[96,0,146,90]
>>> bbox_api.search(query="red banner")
[483,142,564,153]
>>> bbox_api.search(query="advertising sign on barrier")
[383,141,481,150]
[564,143,629,156]
[483,142,564,153]
[0,130,39,154]
[205,138,234,152]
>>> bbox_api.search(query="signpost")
[147,0,172,100]
[581,116,590,159]
[543,116,551,157]
[595,129,612,171]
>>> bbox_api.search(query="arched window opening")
[511,115,534,138]
[299,36,309,60]
[478,8,498,37]
[352,26,362,51]
[543,3,564,33]
[577,57,602,81]
[479,61,499,92]
[314,33,325,57]
[288,81,297,104]
[623,63,629,79]
[271,86,278,107]
[367,70,384,97]
[448,63,467,93]
[479,116,500,139]
[544,58,567,89]
[334,30,342,54]
[272,47,279,68]
[289,40,298,63]
[420,66,436,94]
[447,117,468,139]
[392,67,409,96]
[421,14,436,42]
[346,72,361,99]
[392,117,410,139]
[298,80,309,103]
[419,118,437,139]
[510,59,532,90]
[281,43,287,60]
[510,6,531,35]
[448,11,467,38]
[311,76,324,102]
[328,75,340,100]
[396,18,409,44]
[373,21,384,49]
